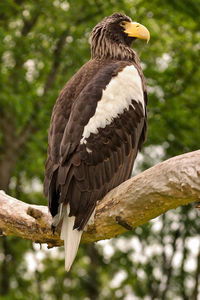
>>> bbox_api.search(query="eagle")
[44,13,150,271]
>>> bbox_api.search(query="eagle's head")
[91,13,150,60]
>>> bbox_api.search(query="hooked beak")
[123,21,150,43]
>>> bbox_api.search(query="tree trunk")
[0,158,17,192]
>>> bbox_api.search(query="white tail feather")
[60,204,83,271]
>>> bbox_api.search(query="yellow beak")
[123,22,150,43]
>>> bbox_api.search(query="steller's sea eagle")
[44,13,150,271]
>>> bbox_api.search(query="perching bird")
[44,13,150,271]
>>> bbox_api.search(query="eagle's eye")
[120,21,127,27]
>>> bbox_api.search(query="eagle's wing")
[44,60,147,231]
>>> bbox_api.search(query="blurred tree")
[0,0,200,299]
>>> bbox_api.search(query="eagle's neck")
[91,38,137,61]
[90,28,145,90]
[91,39,144,89]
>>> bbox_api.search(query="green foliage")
[0,0,200,299]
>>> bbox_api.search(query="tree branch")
[0,150,199,248]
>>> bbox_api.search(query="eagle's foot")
[116,216,132,231]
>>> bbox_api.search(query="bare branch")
[0,150,200,248]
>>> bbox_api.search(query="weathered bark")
[0,150,199,248]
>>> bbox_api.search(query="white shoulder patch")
[80,65,144,144]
